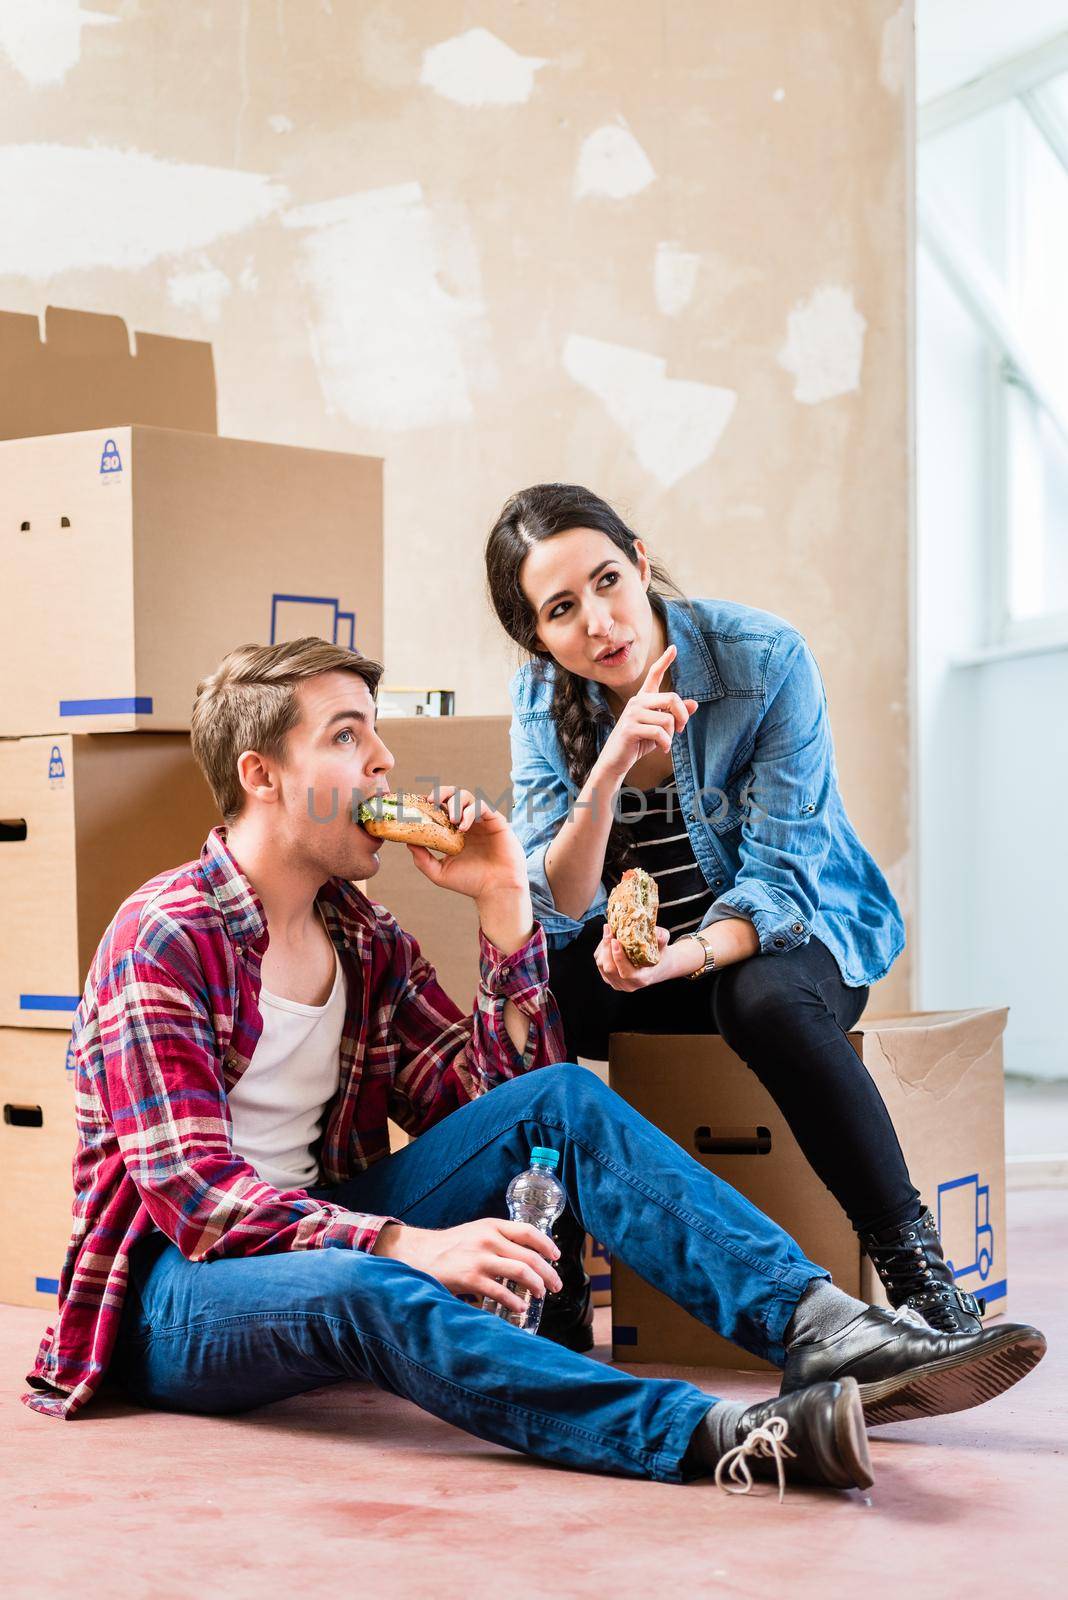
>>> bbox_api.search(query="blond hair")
[191,638,384,821]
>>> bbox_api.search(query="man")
[25,639,1045,1497]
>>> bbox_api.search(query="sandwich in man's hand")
[357,792,465,856]
[606,867,660,966]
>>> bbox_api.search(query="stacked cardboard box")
[0,306,383,1308]
[608,1010,1009,1368]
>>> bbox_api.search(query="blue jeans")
[113,1064,826,1482]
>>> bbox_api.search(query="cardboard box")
[608,1011,1008,1370]
[0,1028,76,1310]
[1,425,383,735]
[0,733,221,1028]
[0,307,382,736]
[366,716,513,1011]
[584,1235,612,1308]
[0,305,217,441]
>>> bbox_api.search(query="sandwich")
[356,792,465,856]
[606,867,660,966]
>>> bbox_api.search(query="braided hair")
[485,483,686,885]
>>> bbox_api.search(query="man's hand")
[593,924,704,990]
[372,1218,563,1317]
[406,786,534,957]
[406,787,527,904]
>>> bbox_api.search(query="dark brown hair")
[485,483,685,883]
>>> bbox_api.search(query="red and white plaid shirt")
[25,828,564,1420]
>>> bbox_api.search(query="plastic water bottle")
[481,1147,567,1334]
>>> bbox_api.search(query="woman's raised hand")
[595,645,698,782]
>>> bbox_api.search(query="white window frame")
[919,31,1068,661]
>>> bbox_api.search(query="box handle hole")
[4,1103,43,1128]
[0,818,28,842]
[19,520,30,532]
[60,515,71,528]
[694,1125,772,1156]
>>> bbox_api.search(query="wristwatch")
[679,928,717,980]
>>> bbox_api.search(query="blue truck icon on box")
[938,1173,994,1283]
[270,594,356,649]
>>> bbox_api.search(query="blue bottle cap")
[529,1146,560,1169]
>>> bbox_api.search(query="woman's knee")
[712,951,816,1047]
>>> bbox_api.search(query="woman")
[485,482,981,1350]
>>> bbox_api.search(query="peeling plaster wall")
[0,0,914,1008]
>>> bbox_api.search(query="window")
[920,54,1068,650]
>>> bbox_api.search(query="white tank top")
[228,946,346,1191]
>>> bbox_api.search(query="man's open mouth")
[356,796,396,840]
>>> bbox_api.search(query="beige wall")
[0,1,913,1006]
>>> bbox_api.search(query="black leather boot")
[861,1207,985,1334]
[537,1206,595,1353]
[713,1379,873,1498]
[780,1304,1046,1425]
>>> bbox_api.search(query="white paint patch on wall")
[0,145,287,277]
[574,122,655,200]
[563,334,736,489]
[0,0,116,87]
[166,259,233,322]
[879,5,909,96]
[285,182,490,429]
[777,286,867,405]
[420,26,547,106]
[654,242,700,317]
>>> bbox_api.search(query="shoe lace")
[890,1305,933,1331]
[866,1231,933,1299]
[714,1416,797,1504]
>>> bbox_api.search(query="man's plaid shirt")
[24,828,565,1420]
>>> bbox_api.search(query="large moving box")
[609,1010,1008,1370]
[0,733,220,1028]
[367,716,513,1010]
[0,1028,76,1309]
[0,307,383,736]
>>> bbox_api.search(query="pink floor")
[4,1189,1065,1598]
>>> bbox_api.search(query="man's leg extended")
[338,1065,1045,1436]
[113,1228,715,1483]
[338,1062,826,1366]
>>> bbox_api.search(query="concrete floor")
[3,1189,1064,1600]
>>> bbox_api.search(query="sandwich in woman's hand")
[606,867,660,966]
[357,792,466,856]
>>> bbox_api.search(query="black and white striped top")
[615,776,716,936]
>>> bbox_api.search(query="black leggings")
[548,923,920,1236]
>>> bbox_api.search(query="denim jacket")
[507,596,904,988]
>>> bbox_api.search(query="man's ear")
[236,749,279,807]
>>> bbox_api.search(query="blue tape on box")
[59,696,153,716]
[19,994,79,1012]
